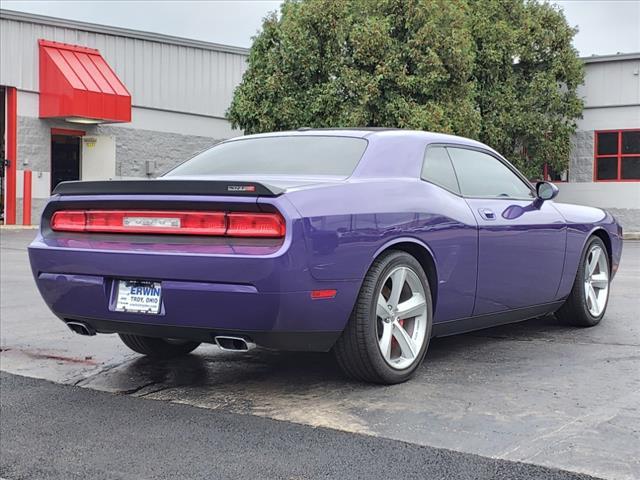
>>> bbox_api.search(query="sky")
[1,0,638,56]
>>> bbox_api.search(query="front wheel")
[333,250,433,384]
[556,236,610,327]
[119,334,200,358]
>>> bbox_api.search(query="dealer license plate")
[115,280,162,314]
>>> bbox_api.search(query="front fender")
[554,206,623,300]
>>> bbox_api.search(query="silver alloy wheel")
[584,245,609,317]
[376,266,428,370]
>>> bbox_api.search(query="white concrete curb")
[0,225,38,230]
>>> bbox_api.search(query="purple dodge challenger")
[29,129,623,384]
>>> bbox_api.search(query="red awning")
[38,39,131,123]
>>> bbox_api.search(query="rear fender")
[369,237,439,310]
[370,236,436,267]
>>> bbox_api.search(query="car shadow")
[425,313,574,361]
[113,313,574,392]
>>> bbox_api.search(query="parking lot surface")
[2,372,600,480]
[1,229,639,479]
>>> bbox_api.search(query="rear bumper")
[62,317,341,352]
[28,240,359,352]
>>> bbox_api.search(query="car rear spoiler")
[52,180,285,197]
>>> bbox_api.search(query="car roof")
[228,128,490,150]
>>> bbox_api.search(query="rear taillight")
[50,210,285,237]
[52,211,226,235]
[51,211,86,232]
[227,213,285,237]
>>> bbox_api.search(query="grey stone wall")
[15,116,225,224]
[17,116,222,176]
[97,125,220,178]
[568,130,595,183]
[607,209,640,234]
[16,197,48,227]
[17,116,57,171]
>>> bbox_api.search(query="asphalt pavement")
[1,372,600,480]
[1,228,639,479]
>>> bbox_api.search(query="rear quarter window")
[421,146,460,194]
[165,136,368,178]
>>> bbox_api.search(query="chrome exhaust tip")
[66,321,96,336]
[214,336,256,351]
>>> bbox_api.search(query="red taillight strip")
[51,210,285,237]
[227,212,285,238]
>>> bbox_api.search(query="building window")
[594,129,640,181]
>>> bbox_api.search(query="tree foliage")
[227,0,584,177]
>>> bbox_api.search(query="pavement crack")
[72,361,127,387]
[120,381,161,395]
[136,384,173,398]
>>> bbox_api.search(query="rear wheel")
[333,251,433,384]
[556,236,610,327]
[119,334,200,358]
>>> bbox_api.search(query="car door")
[419,146,478,323]
[446,146,566,316]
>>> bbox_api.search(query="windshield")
[165,136,368,178]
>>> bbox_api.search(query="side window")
[421,146,460,194]
[447,147,533,198]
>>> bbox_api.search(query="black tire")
[333,250,433,384]
[556,236,610,327]
[118,334,200,358]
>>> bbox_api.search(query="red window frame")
[594,129,640,182]
[51,127,86,137]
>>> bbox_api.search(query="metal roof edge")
[0,8,250,56]
[5,10,637,66]
[581,52,640,64]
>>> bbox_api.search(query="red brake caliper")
[391,319,404,350]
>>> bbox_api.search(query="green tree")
[227,0,583,178]
[468,0,584,177]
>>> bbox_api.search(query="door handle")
[478,208,496,220]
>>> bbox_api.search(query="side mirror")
[535,181,559,201]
